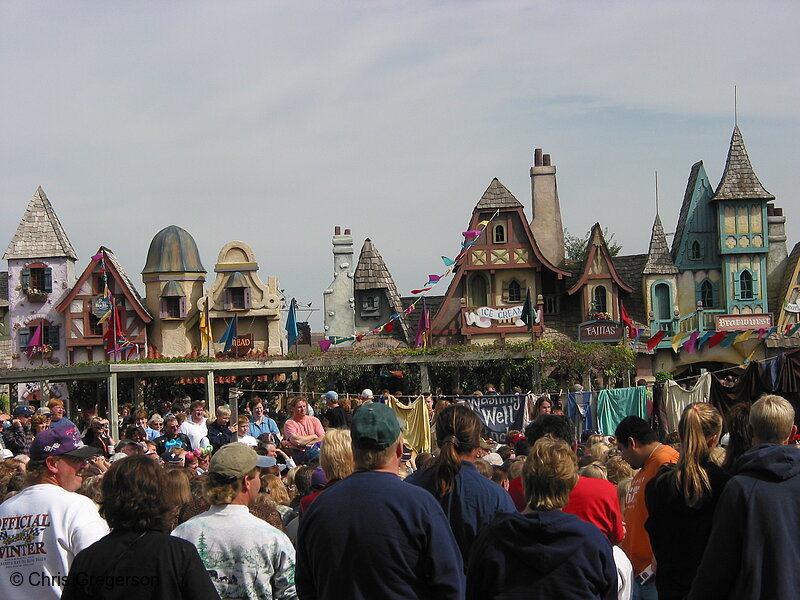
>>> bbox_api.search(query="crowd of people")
[0,386,798,599]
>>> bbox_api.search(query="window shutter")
[712,281,720,308]
[47,325,60,349]
[19,327,30,350]
[44,268,53,292]
[734,272,742,300]
[21,268,30,289]
[502,282,509,303]
[700,240,707,259]
[223,290,232,311]
[159,299,167,319]
[751,271,759,298]
[179,296,187,318]
[243,288,251,309]
[695,281,702,304]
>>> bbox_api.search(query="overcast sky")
[2,1,798,329]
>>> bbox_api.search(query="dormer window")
[690,240,702,260]
[224,272,251,311]
[493,224,506,244]
[160,280,187,319]
[361,294,380,317]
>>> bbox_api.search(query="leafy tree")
[564,227,622,262]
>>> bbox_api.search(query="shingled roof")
[712,126,774,201]
[671,161,703,262]
[4,187,77,261]
[643,214,678,274]
[475,178,523,210]
[354,239,411,342]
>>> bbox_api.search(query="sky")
[2,1,798,329]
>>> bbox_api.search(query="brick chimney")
[530,148,565,266]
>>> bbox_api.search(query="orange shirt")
[622,443,679,574]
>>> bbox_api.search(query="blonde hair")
[588,442,611,462]
[216,406,231,418]
[580,461,608,480]
[750,394,795,444]
[203,466,258,505]
[617,477,632,518]
[352,434,401,471]
[522,436,579,511]
[262,474,291,506]
[604,454,634,485]
[320,429,354,481]
[674,403,723,508]
[237,415,250,427]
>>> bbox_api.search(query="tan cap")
[209,442,258,480]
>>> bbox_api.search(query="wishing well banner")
[467,394,525,442]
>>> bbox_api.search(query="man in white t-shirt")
[179,400,209,450]
[0,426,109,600]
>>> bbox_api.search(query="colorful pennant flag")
[286,298,298,348]
[520,289,534,331]
[632,328,644,346]
[684,331,701,354]
[90,251,104,261]
[318,339,332,353]
[411,288,431,295]
[199,298,212,345]
[476,220,490,228]
[441,256,455,266]
[790,323,800,336]
[414,298,431,349]
[463,230,482,239]
[671,331,686,353]
[647,330,666,351]
[384,321,395,333]
[426,275,441,285]
[695,331,715,350]
[720,331,739,348]
[620,303,634,338]
[26,324,43,359]
[764,326,778,341]
[734,330,754,344]
[218,315,238,352]
[744,345,759,364]
[707,331,727,348]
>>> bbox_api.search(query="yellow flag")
[671,331,686,353]
[734,329,754,344]
[199,298,212,344]
[744,345,759,363]
[477,220,490,228]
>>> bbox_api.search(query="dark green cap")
[351,403,401,450]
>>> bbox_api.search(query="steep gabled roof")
[475,178,523,210]
[712,126,774,201]
[4,187,77,260]
[672,161,703,261]
[643,214,679,274]
[567,223,633,294]
[56,247,151,322]
[354,239,411,343]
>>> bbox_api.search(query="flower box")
[30,344,53,358]
[24,287,48,302]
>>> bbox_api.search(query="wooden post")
[205,370,216,415]
[419,363,431,393]
[107,373,119,442]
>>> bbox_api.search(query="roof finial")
[734,85,738,127]
[655,170,659,216]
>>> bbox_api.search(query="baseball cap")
[311,466,328,489]
[351,403,400,450]
[160,451,183,464]
[484,452,503,466]
[13,405,34,417]
[36,407,52,416]
[360,388,374,399]
[322,391,338,401]
[30,426,100,460]
[210,442,258,480]
[256,455,277,468]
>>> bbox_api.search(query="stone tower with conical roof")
[142,225,206,356]
[3,187,77,399]
[711,126,775,315]
[643,213,680,331]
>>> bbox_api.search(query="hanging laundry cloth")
[385,394,431,453]
[661,373,712,434]
[567,391,595,440]
[597,386,649,436]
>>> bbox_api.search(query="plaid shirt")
[2,422,33,456]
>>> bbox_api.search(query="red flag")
[384,320,395,333]
[620,303,634,338]
[647,330,666,351]
[707,331,727,348]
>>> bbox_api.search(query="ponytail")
[429,405,481,498]
[674,403,722,508]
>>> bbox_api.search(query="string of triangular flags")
[90,250,139,359]
[318,209,501,352]
[636,322,800,362]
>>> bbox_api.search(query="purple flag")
[26,324,43,358]
[414,300,431,349]
[683,331,701,354]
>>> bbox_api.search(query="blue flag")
[286,298,298,348]
[218,315,237,352]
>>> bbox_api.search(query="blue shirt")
[248,417,280,441]
[298,470,464,600]
[406,460,516,562]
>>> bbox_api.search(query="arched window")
[593,285,607,314]
[493,224,506,244]
[739,270,754,300]
[700,280,714,307]
[470,276,488,307]
[508,280,521,303]
[691,240,702,260]
[653,283,672,321]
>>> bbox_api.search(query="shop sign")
[715,314,773,332]
[578,320,623,343]
[92,295,113,318]
[230,334,253,356]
